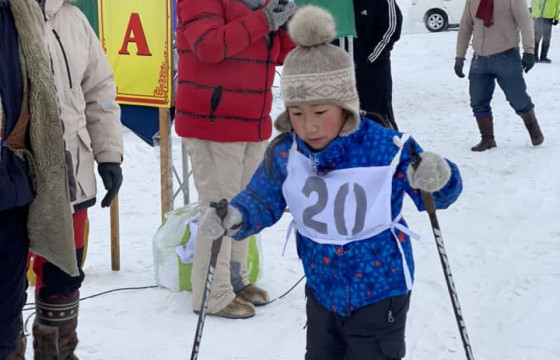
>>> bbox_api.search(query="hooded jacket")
[41,0,123,209]
[174,0,294,142]
[3,0,78,276]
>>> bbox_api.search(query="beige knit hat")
[275,5,360,136]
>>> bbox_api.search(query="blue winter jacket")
[231,118,462,316]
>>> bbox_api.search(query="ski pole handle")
[408,141,437,213]
[210,198,229,220]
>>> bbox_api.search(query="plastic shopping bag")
[153,202,262,292]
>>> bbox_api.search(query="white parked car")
[409,0,466,32]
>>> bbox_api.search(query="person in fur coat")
[27,0,123,357]
[0,0,77,358]
[198,6,463,359]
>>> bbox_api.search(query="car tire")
[424,10,448,32]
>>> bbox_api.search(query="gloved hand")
[199,205,243,239]
[406,152,451,193]
[521,52,535,73]
[454,57,465,78]
[553,19,558,26]
[262,0,297,32]
[98,163,123,207]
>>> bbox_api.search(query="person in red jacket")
[175,0,295,318]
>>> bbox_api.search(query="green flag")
[295,0,356,38]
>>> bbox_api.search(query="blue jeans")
[468,47,533,119]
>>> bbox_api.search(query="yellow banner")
[99,0,172,108]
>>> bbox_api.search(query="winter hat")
[274,5,360,136]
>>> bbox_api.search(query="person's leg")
[540,19,553,62]
[305,286,346,360]
[0,206,29,359]
[355,57,395,128]
[469,55,495,119]
[493,50,533,116]
[32,209,87,359]
[232,141,269,305]
[534,17,545,60]
[187,139,254,316]
[344,293,411,360]
[468,55,497,150]
[493,49,543,145]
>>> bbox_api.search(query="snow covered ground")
[23,2,560,359]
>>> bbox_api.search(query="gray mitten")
[262,0,297,32]
[406,152,451,193]
[199,205,243,239]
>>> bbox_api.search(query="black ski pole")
[409,141,475,360]
[190,199,228,360]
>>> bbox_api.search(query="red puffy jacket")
[175,0,294,142]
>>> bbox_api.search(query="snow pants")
[534,17,553,58]
[32,208,87,298]
[354,54,398,130]
[0,206,29,359]
[305,286,411,360]
[186,138,267,313]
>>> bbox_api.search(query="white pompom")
[288,5,337,47]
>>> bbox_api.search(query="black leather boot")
[540,43,552,63]
[471,116,497,151]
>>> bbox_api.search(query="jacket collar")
[43,0,63,20]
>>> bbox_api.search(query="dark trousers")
[534,17,553,59]
[305,287,411,360]
[354,55,398,130]
[32,208,87,298]
[0,206,29,358]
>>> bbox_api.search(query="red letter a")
[118,13,152,56]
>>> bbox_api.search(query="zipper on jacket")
[52,29,73,89]
[310,154,319,175]
[388,297,395,323]
[209,85,222,125]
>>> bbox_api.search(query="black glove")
[454,57,465,78]
[98,163,123,207]
[521,52,535,73]
[553,19,559,26]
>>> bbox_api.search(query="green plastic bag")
[153,203,261,292]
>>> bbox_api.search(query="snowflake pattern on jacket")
[231,118,462,316]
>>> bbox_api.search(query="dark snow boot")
[520,109,544,146]
[5,331,27,360]
[540,44,552,63]
[534,43,540,62]
[471,116,497,151]
[33,293,79,359]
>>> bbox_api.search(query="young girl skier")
[199,5,463,359]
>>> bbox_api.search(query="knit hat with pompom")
[274,5,360,136]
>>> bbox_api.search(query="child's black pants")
[305,286,411,360]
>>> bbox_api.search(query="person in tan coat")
[1,0,77,358]
[454,0,544,151]
[28,0,123,357]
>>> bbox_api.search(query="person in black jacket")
[352,0,402,130]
